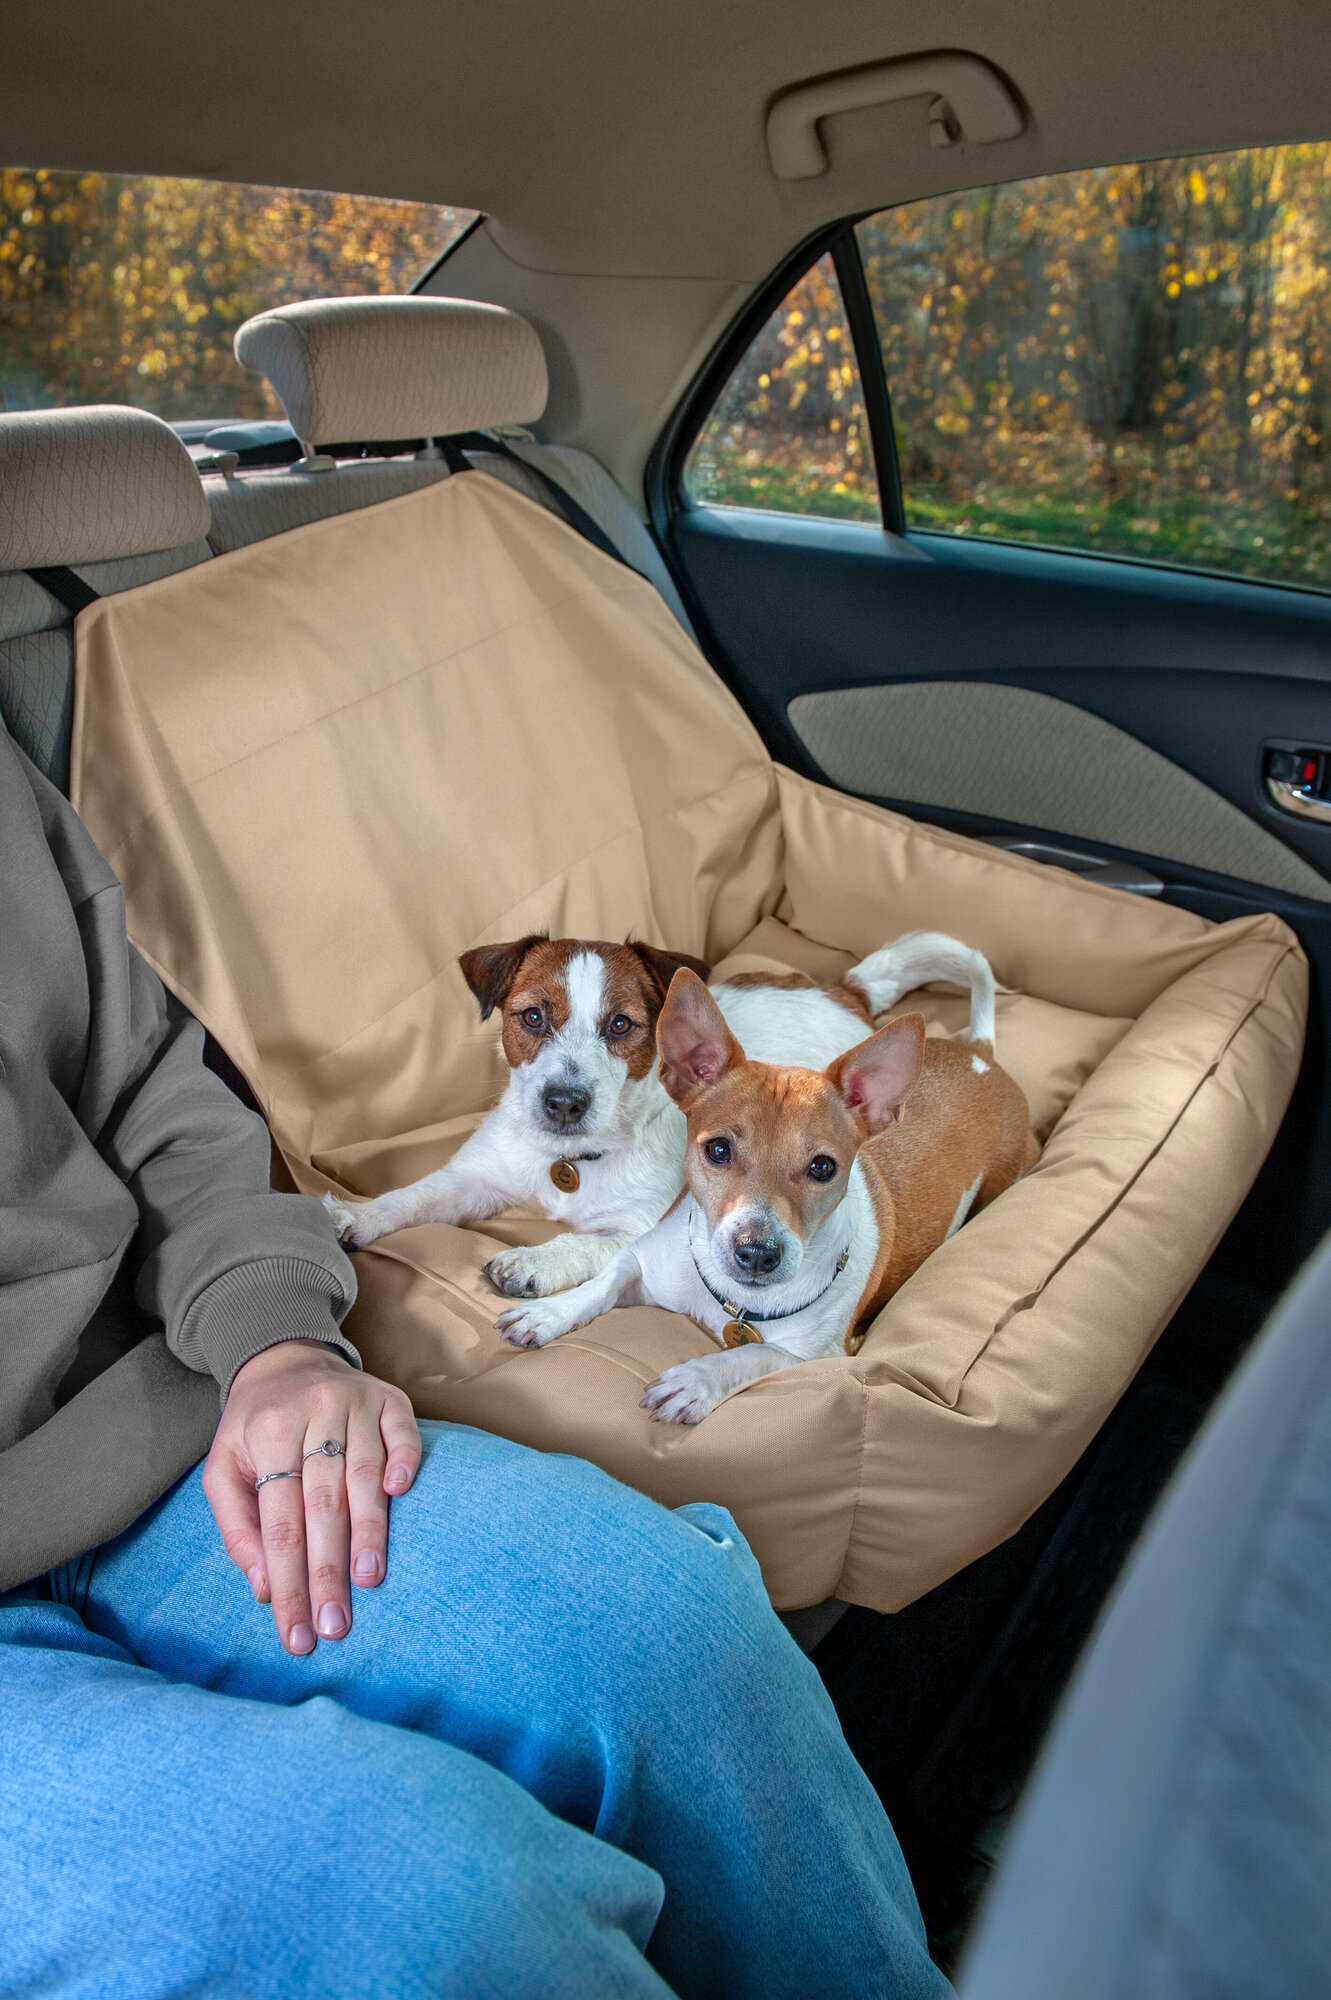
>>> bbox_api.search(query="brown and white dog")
[325,930,975,1299]
[494,941,1038,1422]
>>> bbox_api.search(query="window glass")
[0,169,476,421]
[684,252,878,520]
[857,145,1331,589]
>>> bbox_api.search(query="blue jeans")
[0,1422,948,2000]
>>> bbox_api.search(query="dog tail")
[845,931,999,1045]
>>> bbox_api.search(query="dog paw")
[485,1238,612,1296]
[494,1298,579,1348]
[322,1192,394,1249]
[641,1358,729,1425]
[322,1193,364,1245]
[484,1249,546,1298]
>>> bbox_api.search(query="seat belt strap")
[27,566,102,615]
[442,431,648,581]
[437,437,474,475]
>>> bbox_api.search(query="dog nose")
[733,1237,783,1276]
[543,1084,591,1127]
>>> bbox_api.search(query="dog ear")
[656,969,743,1103]
[826,1014,926,1135]
[629,940,713,999]
[458,935,548,1021]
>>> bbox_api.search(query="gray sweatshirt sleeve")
[92,917,360,1397]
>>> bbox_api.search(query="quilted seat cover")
[70,472,1307,1609]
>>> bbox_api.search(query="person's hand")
[202,1340,421,1656]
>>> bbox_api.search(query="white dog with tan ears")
[494,940,1037,1423]
[327,929,1015,1314]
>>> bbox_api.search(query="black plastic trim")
[644,220,852,539]
[411,210,487,294]
[832,230,904,535]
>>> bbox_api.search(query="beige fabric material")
[789,679,1331,903]
[234,297,548,446]
[0,408,211,571]
[70,472,1307,1610]
[201,440,696,635]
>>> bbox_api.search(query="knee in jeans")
[276,1745,659,1993]
[574,1493,780,1685]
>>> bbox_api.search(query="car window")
[683,251,879,521]
[856,145,1331,590]
[0,169,475,422]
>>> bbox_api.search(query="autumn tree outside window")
[0,170,474,421]
[687,144,1331,594]
[686,252,880,523]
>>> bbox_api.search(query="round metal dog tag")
[549,1160,580,1193]
[723,1320,762,1348]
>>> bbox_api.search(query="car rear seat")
[0,405,213,788]
[0,301,1308,1616]
[212,296,694,631]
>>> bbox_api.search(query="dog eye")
[521,1007,544,1031]
[607,1014,634,1038]
[808,1156,837,1182]
[704,1137,732,1166]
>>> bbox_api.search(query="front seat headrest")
[233,295,549,449]
[0,405,211,572]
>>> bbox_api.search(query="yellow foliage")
[0,169,473,418]
[688,141,1331,569]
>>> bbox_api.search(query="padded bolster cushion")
[69,472,1307,1614]
[234,296,549,445]
[0,406,211,570]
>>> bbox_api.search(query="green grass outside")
[688,460,881,524]
[695,461,1331,594]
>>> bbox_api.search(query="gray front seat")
[959,1229,1331,1999]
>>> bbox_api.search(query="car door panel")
[669,509,1331,887]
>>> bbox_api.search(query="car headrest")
[0,405,211,572]
[233,296,549,448]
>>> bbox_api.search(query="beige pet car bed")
[71,456,1306,1611]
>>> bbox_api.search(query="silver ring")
[254,1468,302,1490]
[302,1439,344,1464]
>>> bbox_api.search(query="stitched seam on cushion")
[350,1239,673,1385]
[842,938,1301,1413]
[777,764,1303,947]
[837,1370,874,1602]
[977,942,1297,1354]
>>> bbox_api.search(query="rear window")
[0,169,475,421]
[684,251,880,521]
[683,143,1331,593]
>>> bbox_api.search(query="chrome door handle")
[1265,775,1331,824]
[1262,745,1331,823]
[977,834,1162,895]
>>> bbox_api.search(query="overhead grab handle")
[766,52,1025,180]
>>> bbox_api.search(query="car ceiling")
[5,0,1331,486]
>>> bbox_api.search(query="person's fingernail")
[353,1549,380,1581]
[289,1623,316,1655]
[386,1466,409,1492]
[247,1565,266,1600]
[317,1602,348,1639]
